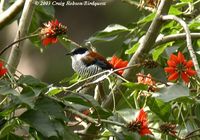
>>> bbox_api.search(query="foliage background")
[0,0,140,83]
[1,0,200,140]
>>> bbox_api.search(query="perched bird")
[66,47,113,78]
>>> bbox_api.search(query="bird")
[66,47,113,78]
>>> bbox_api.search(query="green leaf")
[152,45,168,61]
[103,24,128,32]
[147,98,171,121]
[64,93,100,107]
[60,73,80,84]
[125,42,139,54]
[87,24,128,42]
[180,0,192,2]
[91,106,112,119]
[152,42,173,61]
[20,110,58,138]
[122,82,148,91]
[12,87,36,108]
[169,6,182,15]
[197,40,200,47]
[155,84,189,102]
[195,103,200,119]
[18,75,46,86]
[56,123,80,140]
[0,86,18,96]
[35,97,67,121]
[189,20,200,30]
[18,75,47,96]
[0,119,18,139]
[137,12,156,24]
[0,133,23,140]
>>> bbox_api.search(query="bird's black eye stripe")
[72,48,88,55]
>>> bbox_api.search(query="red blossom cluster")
[109,56,128,75]
[128,109,152,136]
[40,19,67,46]
[0,61,7,77]
[164,52,196,83]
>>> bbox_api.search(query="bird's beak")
[65,52,72,56]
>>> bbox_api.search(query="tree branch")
[102,0,172,110]
[161,15,200,78]
[6,0,35,74]
[155,33,200,46]
[82,0,172,139]
[0,0,25,29]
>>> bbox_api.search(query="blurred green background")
[0,0,143,83]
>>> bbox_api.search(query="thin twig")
[184,134,200,140]
[149,127,183,140]
[75,132,113,138]
[97,119,126,127]
[62,37,82,48]
[67,108,127,128]
[185,128,200,137]
[0,34,38,55]
[0,0,25,29]
[161,15,200,78]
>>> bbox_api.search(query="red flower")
[136,109,152,136]
[0,61,7,77]
[108,56,128,75]
[40,19,67,46]
[128,109,152,136]
[164,52,196,83]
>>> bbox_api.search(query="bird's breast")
[72,59,103,78]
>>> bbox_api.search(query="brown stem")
[184,134,200,140]
[185,128,200,137]
[62,37,82,48]
[0,34,38,55]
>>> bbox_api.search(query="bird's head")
[66,47,89,61]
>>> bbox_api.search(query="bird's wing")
[82,52,113,70]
